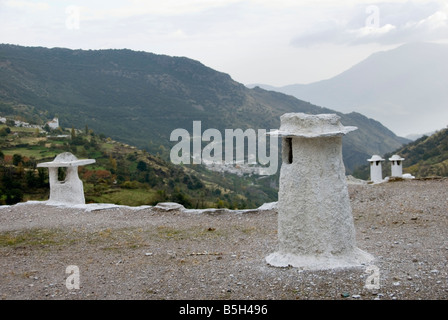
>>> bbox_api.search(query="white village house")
[47,117,60,130]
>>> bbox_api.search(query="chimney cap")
[367,155,385,162]
[268,113,357,138]
[389,154,405,161]
[37,152,95,168]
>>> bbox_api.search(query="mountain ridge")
[0,43,408,173]
[248,42,448,137]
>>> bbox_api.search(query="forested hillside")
[0,44,408,174]
[0,118,276,207]
[353,127,448,179]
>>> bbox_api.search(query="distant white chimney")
[389,154,405,177]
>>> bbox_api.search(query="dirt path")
[0,179,447,300]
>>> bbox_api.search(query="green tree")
[12,154,23,166]
[137,160,147,171]
[171,192,192,208]
[109,156,117,173]
[5,189,23,205]
[37,168,48,187]
[0,127,10,136]
[26,170,38,188]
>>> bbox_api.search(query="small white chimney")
[367,155,385,183]
[389,154,405,177]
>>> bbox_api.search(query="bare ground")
[0,179,447,300]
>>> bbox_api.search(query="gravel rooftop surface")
[0,178,447,300]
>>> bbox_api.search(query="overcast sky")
[1,0,447,86]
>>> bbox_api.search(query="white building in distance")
[47,118,59,130]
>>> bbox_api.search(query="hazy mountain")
[248,42,448,137]
[0,44,408,173]
[405,131,436,141]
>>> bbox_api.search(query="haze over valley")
[248,42,448,138]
